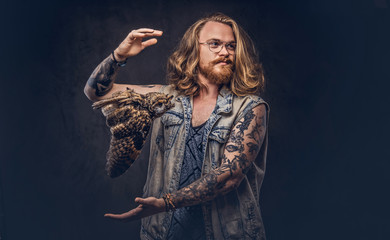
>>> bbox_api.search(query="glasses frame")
[199,40,236,54]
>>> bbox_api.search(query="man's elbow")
[220,177,242,195]
[84,84,98,102]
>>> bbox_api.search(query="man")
[84,13,269,240]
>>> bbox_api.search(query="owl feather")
[92,88,174,178]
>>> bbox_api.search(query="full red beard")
[199,57,234,85]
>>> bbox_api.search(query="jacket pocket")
[208,127,231,144]
[161,112,183,150]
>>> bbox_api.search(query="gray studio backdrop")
[1,0,389,239]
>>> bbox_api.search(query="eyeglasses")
[199,40,236,54]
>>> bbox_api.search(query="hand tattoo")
[87,55,119,96]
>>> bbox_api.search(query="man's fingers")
[135,28,163,35]
[136,28,156,33]
[104,206,143,222]
[141,38,158,48]
[126,29,153,39]
[104,213,128,221]
[129,29,163,40]
[135,197,151,205]
[104,197,162,222]
[104,213,121,219]
[104,210,134,219]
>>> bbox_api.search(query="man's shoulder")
[232,93,268,109]
[219,86,266,106]
[159,84,180,96]
[237,94,265,103]
[230,93,269,124]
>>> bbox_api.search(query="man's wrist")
[113,50,127,62]
[162,193,176,212]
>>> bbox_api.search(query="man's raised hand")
[114,28,163,61]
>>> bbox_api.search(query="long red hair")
[167,13,265,96]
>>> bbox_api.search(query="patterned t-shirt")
[167,121,207,240]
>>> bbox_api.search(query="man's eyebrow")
[205,38,221,42]
[206,38,236,43]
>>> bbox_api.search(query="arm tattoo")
[87,55,119,96]
[171,105,267,208]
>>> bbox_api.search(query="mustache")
[210,57,233,66]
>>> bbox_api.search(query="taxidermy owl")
[92,88,174,178]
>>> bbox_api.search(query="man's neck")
[196,73,220,100]
[191,74,220,127]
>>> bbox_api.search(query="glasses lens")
[203,41,236,53]
[208,41,221,52]
[226,43,236,52]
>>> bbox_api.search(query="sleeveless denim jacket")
[141,85,269,240]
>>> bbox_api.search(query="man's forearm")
[169,158,242,208]
[85,54,119,99]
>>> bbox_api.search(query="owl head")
[145,92,175,118]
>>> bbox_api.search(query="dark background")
[1,0,389,239]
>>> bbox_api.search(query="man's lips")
[212,59,233,67]
[211,57,233,66]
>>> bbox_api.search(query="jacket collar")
[215,85,233,114]
[176,85,233,115]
